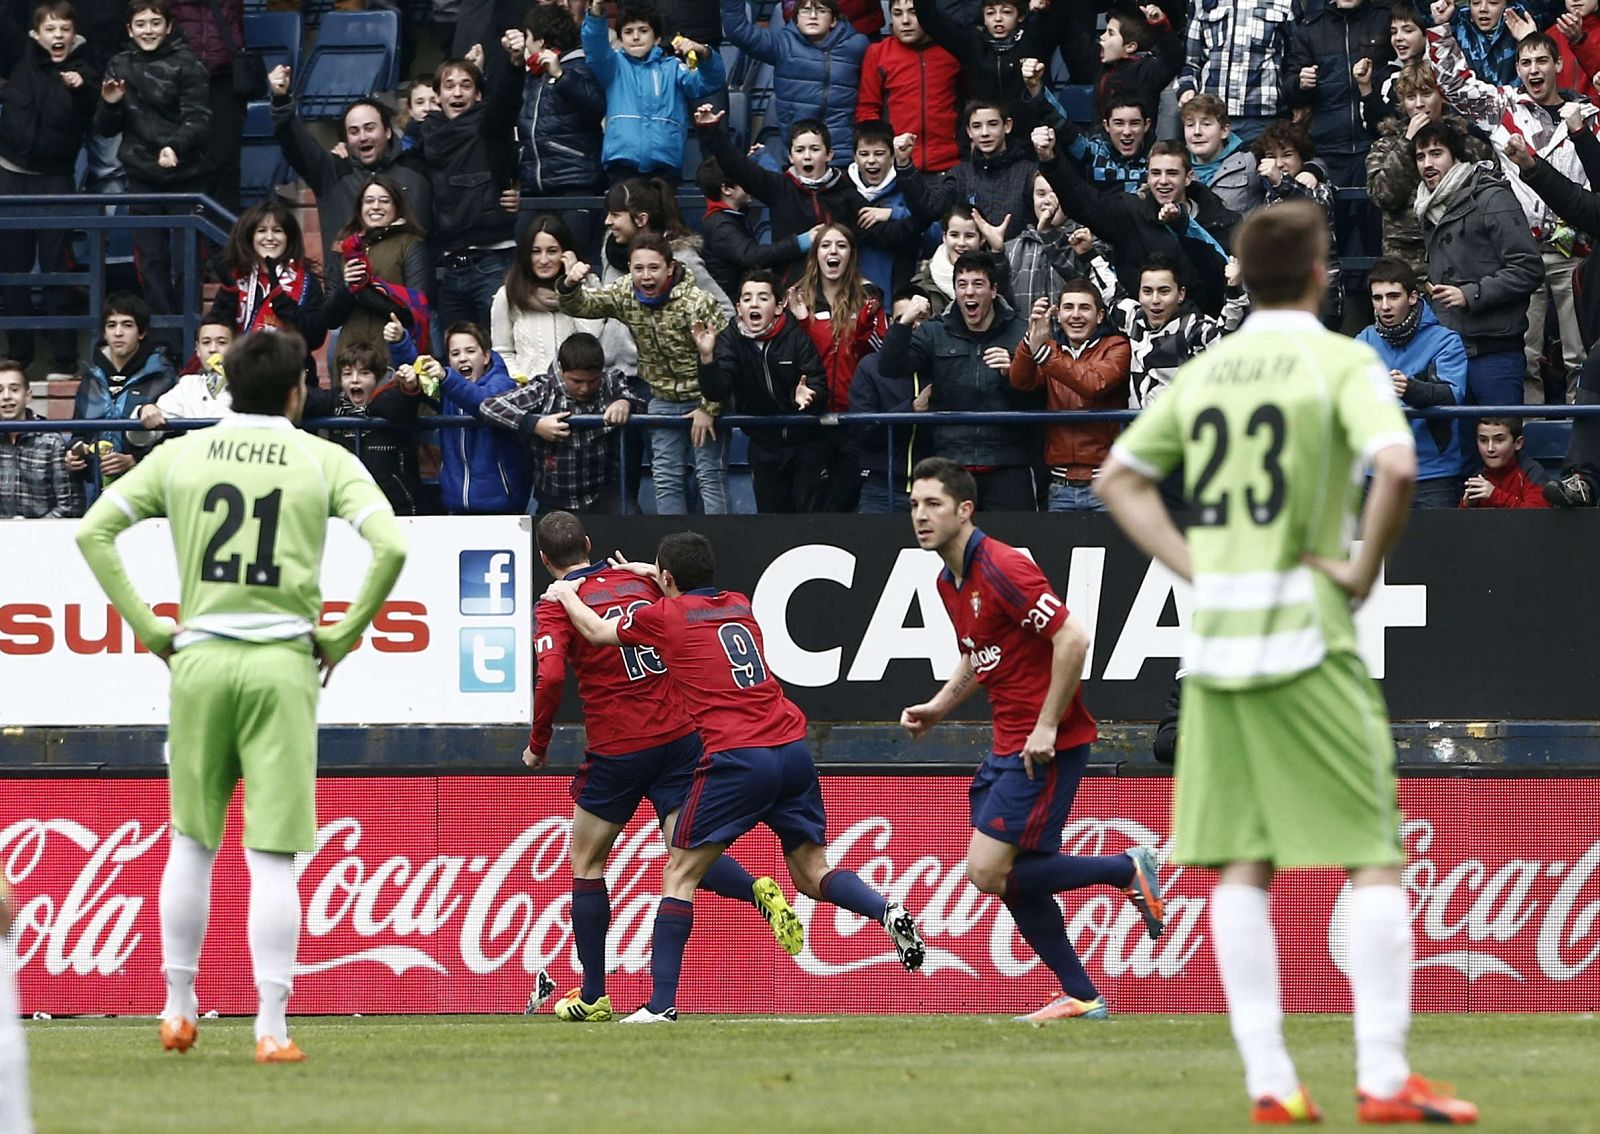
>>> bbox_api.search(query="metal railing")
[0,193,239,353]
[16,403,1586,513]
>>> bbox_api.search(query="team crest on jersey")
[970,592,982,617]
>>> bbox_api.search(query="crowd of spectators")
[5,0,1600,519]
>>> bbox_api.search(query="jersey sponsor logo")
[1021,593,1062,633]
[960,634,1002,674]
[460,627,516,692]
[459,550,516,616]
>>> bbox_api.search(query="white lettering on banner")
[1062,546,1106,679]
[843,549,956,683]
[1325,820,1600,983]
[750,545,856,687]
[1102,560,1191,681]
[1,818,161,976]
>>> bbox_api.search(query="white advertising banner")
[0,516,533,726]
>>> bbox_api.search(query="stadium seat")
[243,12,302,78]
[240,101,291,206]
[727,91,750,149]
[1522,419,1571,472]
[294,10,399,119]
[1054,84,1095,127]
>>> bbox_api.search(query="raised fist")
[893,131,917,165]
[268,64,292,96]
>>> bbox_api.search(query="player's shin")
[245,849,301,1044]
[645,897,695,1014]
[1005,851,1135,898]
[159,832,216,1024]
[1346,883,1413,1098]
[1210,884,1299,1101]
[817,868,889,922]
[572,877,612,1002]
[697,855,759,905]
[1004,891,1099,1001]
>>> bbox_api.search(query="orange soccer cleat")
[1252,1086,1324,1124]
[254,1036,308,1064]
[159,1017,197,1053]
[1357,1074,1478,1124]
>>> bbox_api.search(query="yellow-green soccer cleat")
[554,988,615,1023]
[753,876,804,956]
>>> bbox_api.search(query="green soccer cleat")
[753,876,804,956]
[553,988,615,1023]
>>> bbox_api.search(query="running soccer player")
[900,456,1166,1024]
[1096,201,1477,1124]
[544,532,926,1023]
[528,511,804,1023]
[76,331,408,1064]
[0,879,31,1133]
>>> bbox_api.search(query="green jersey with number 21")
[1111,311,1414,691]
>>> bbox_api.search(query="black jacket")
[878,298,1035,468]
[699,121,926,268]
[0,36,99,176]
[913,0,1057,135]
[305,382,426,515]
[849,349,933,482]
[272,96,435,265]
[518,49,606,193]
[94,36,211,185]
[658,0,724,44]
[1525,136,1600,346]
[405,57,526,253]
[696,315,827,445]
[1420,164,1543,354]
[1041,150,1239,316]
[1283,0,1392,157]
[207,269,329,384]
[699,204,809,301]
[899,140,1039,241]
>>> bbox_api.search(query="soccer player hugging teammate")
[900,457,1165,1023]
[526,512,807,1024]
[1096,202,1478,1124]
[544,532,926,1022]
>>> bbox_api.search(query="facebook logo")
[460,550,516,615]
[460,628,516,692]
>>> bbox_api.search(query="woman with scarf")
[325,175,432,357]
[207,201,327,385]
[785,222,886,511]
[489,213,632,381]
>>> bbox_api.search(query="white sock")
[1347,884,1412,1097]
[245,849,301,1043]
[0,936,34,1134]
[1211,883,1299,1101]
[159,832,215,1023]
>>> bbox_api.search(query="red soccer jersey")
[529,564,695,758]
[616,589,809,755]
[935,530,1098,755]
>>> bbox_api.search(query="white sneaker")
[882,902,926,972]
[620,1005,678,1024]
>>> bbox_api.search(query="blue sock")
[646,897,694,1014]
[1006,892,1099,1001]
[571,877,610,1002]
[698,855,758,905]
[1006,851,1134,901]
[819,868,888,922]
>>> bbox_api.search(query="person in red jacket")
[1462,416,1551,508]
[1008,279,1131,512]
[856,0,962,171]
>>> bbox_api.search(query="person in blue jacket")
[583,0,726,181]
[1356,257,1470,508]
[722,0,869,168]
[392,320,532,514]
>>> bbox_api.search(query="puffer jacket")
[407,56,525,253]
[71,342,177,501]
[1282,0,1392,157]
[877,297,1036,468]
[722,0,868,159]
[1260,161,1343,324]
[1356,301,1469,481]
[1365,113,1491,282]
[557,264,730,405]
[913,0,1056,135]
[432,351,532,514]
[855,35,962,172]
[0,35,98,176]
[94,35,211,185]
[1427,27,1600,243]
[1419,163,1545,354]
[899,139,1039,242]
[584,13,726,175]
[1009,331,1130,479]
[168,0,242,77]
[517,48,606,192]
[697,313,827,444]
[1192,133,1263,215]
[273,97,434,265]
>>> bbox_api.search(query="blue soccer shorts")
[671,739,828,854]
[569,730,704,826]
[968,743,1091,854]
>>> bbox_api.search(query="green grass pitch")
[23,1013,1598,1133]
